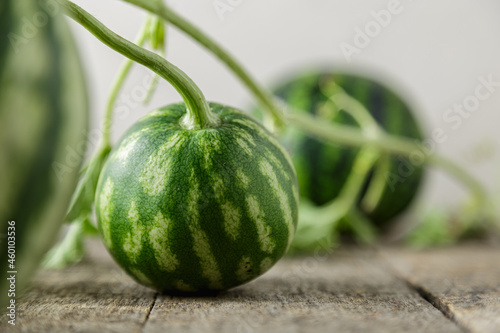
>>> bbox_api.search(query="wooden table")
[1,241,499,333]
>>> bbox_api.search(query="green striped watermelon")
[0,0,88,306]
[273,71,424,227]
[95,103,298,292]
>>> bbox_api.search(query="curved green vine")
[101,19,149,148]
[121,0,286,129]
[118,0,487,209]
[63,1,220,130]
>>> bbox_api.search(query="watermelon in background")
[270,70,425,228]
[0,0,88,306]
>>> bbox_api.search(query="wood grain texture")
[0,259,156,333]
[143,250,460,333]
[4,240,499,333]
[382,245,500,333]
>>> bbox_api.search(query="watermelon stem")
[361,154,391,213]
[121,0,287,130]
[143,13,167,105]
[322,146,380,222]
[290,146,380,252]
[319,82,389,214]
[102,14,167,146]
[287,110,488,206]
[63,1,220,131]
[320,79,382,137]
[101,20,150,148]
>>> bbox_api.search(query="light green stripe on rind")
[258,160,295,249]
[260,257,274,274]
[236,138,253,156]
[113,134,141,162]
[150,211,179,272]
[234,127,257,156]
[142,108,172,120]
[139,132,184,196]
[232,118,297,178]
[98,178,114,249]
[211,174,242,241]
[233,116,298,245]
[130,267,154,286]
[220,201,241,241]
[197,131,220,169]
[212,175,225,197]
[267,135,296,176]
[187,172,223,289]
[291,183,299,209]
[112,127,157,162]
[235,129,257,147]
[236,169,250,188]
[236,256,252,282]
[246,195,275,253]
[175,280,196,292]
[264,146,290,180]
[123,201,144,264]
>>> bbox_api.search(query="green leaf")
[82,217,99,236]
[65,145,111,222]
[147,15,165,51]
[42,216,88,269]
[406,209,456,248]
[342,208,378,244]
[288,199,341,255]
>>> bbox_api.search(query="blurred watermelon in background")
[0,0,88,306]
[263,70,425,231]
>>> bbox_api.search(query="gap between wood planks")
[377,245,500,333]
[373,247,470,333]
[139,245,471,333]
[409,283,466,330]
[142,293,158,330]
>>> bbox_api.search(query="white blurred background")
[70,0,500,226]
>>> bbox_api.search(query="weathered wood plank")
[0,257,156,333]
[381,245,500,333]
[1,241,474,333]
[144,250,462,333]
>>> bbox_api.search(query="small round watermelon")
[95,103,298,292]
[273,71,425,227]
